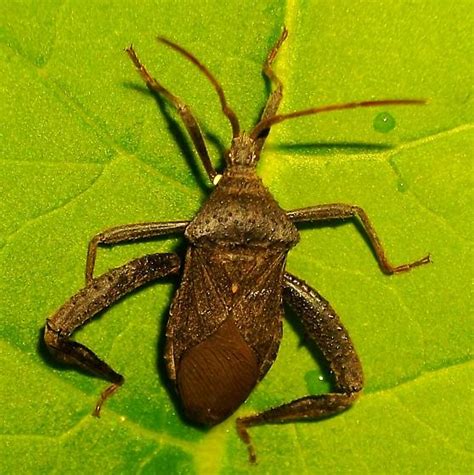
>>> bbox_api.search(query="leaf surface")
[1,1,472,473]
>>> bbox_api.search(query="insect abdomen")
[176,318,259,425]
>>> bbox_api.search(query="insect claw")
[236,418,258,463]
[93,381,123,417]
[392,253,432,274]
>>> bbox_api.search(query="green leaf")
[1,1,472,473]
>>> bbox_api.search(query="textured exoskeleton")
[44,29,430,462]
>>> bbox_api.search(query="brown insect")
[44,28,430,462]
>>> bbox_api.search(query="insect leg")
[236,272,363,463]
[255,27,288,152]
[287,204,430,274]
[126,46,217,182]
[86,220,188,284]
[261,27,288,121]
[45,252,181,415]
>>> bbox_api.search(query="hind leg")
[236,272,363,463]
[45,252,181,415]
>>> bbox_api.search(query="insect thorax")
[185,170,299,248]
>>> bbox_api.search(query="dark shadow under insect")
[43,28,430,463]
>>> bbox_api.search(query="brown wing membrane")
[177,318,259,425]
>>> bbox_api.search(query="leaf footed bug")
[44,28,430,463]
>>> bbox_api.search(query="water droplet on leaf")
[305,370,324,393]
[373,112,396,133]
[397,179,409,192]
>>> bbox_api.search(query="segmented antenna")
[158,37,241,138]
[251,99,427,139]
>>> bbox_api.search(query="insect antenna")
[158,36,241,138]
[250,99,427,139]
